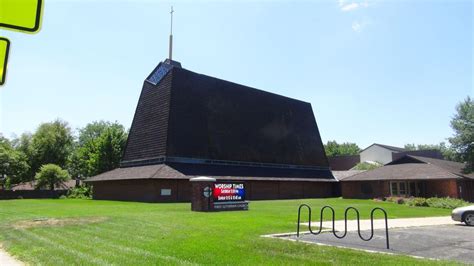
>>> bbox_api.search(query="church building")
[85,58,337,202]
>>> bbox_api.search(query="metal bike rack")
[297,204,390,249]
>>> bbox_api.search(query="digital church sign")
[213,183,245,202]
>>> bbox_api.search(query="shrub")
[382,196,469,209]
[35,164,70,190]
[384,196,404,204]
[67,185,92,199]
[354,162,383,170]
[425,197,469,209]
[404,197,428,207]
[383,196,395,203]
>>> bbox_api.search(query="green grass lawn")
[0,198,455,265]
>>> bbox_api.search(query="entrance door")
[407,181,426,197]
[409,182,417,197]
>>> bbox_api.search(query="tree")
[0,135,30,188]
[29,120,74,177]
[96,126,127,174]
[403,143,417,151]
[353,161,382,170]
[403,142,457,161]
[72,121,127,178]
[35,164,70,191]
[11,133,33,156]
[77,121,112,147]
[324,140,361,157]
[11,133,35,180]
[449,96,474,173]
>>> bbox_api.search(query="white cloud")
[342,3,360,11]
[338,0,370,12]
[352,20,370,32]
[352,21,362,32]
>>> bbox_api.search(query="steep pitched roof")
[328,155,360,170]
[121,59,329,168]
[88,59,336,183]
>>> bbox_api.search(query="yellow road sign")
[0,37,10,85]
[0,0,43,32]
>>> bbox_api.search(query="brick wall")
[425,179,459,198]
[341,181,387,199]
[459,180,474,202]
[341,179,461,199]
[0,190,68,200]
[92,179,336,202]
[92,179,192,202]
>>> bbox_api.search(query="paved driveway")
[300,216,457,232]
[284,224,474,264]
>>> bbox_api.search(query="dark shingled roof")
[11,180,78,190]
[121,60,329,168]
[342,155,473,181]
[86,163,335,182]
[332,170,366,181]
[390,155,474,179]
[328,155,360,170]
[87,59,335,183]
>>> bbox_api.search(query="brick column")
[190,177,216,212]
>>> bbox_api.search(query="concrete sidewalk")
[285,225,474,264]
[0,246,22,266]
[301,216,457,232]
[264,217,471,264]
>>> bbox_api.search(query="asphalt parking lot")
[283,224,474,264]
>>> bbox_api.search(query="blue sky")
[0,0,472,149]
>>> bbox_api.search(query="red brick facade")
[425,180,459,198]
[341,179,462,199]
[92,179,336,202]
[341,181,388,199]
[459,180,474,202]
[92,179,192,202]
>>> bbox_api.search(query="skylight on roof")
[146,63,173,85]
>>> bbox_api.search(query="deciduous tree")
[0,135,30,188]
[72,121,127,178]
[35,164,70,191]
[30,120,74,177]
[353,161,382,170]
[403,142,457,161]
[449,96,474,173]
[324,141,361,157]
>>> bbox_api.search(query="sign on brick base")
[190,177,249,212]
